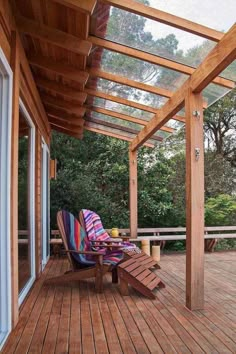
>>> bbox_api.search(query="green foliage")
[205,194,236,226]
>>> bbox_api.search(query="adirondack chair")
[79,209,165,299]
[45,210,122,292]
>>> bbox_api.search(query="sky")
[146,0,236,52]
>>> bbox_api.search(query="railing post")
[185,88,205,310]
[129,146,137,238]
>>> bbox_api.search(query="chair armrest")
[94,245,124,249]
[91,238,123,243]
[65,249,104,256]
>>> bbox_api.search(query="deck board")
[3,252,236,353]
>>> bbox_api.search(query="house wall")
[0,0,50,329]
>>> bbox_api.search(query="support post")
[129,147,137,238]
[185,89,204,310]
[10,31,20,326]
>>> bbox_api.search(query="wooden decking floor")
[3,252,236,353]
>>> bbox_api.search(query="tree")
[204,88,236,167]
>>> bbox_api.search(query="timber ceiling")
[13,0,236,148]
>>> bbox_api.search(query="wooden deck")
[3,252,236,354]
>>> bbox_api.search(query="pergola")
[13,0,236,311]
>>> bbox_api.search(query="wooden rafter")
[85,88,186,122]
[100,0,223,42]
[86,116,163,141]
[36,78,87,103]
[51,0,97,14]
[87,105,174,133]
[89,36,234,89]
[84,123,154,148]
[46,106,85,126]
[88,68,173,98]
[131,24,236,151]
[50,124,83,139]
[41,93,86,116]
[16,15,92,56]
[48,116,84,130]
[28,55,89,85]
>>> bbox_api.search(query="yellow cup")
[111,228,119,238]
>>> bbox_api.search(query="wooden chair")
[45,210,118,292]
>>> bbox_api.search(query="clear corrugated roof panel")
[148,0,235,32]
[87,77,168,108]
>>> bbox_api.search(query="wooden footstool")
[118,257,165,299]
[123,247,161,269]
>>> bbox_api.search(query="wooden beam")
[84,123,154,148]
[51,0,97,14]
[129,148,138,238]
[101,0,223,42]
[185,89,204,310]
[10,30,20,327]
[28,55,89,85]
[88,68,173,98]
[40,93,86,116]
[16,15,92,56]
[131,24,236,150]
[50,123,83,139]
[48,116,84,130]
[36,78,87,103]
[86,116,163,141]
[46,106,85,126]
[89,36,234,89]
[85,87,186,122]
[191,25,236,93]
[87,105,173,133]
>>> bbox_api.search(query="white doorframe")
[41,139,50,269]
[18,99,36,306]
[0,48,13,349]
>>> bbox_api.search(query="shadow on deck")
[3,252,236,353]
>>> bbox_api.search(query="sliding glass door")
[41,141,50,269]
[0,48,12,349]
[18,100,35,305]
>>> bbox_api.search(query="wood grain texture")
[185,90,204,310]
[129,148,138,238]
[3,253,236,353]
[101,0,223,42]
[28,55,89,85]
[41,93,86,116]
[36,78,87,103]
[51,0,97,14]
[16,15,92,56]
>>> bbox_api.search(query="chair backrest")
[79,209,110,242]
[57,210,95,269]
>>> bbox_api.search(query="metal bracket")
[192,110,200,118]
[195,148,200,161]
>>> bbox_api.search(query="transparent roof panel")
[86,120,159,147]
[101,7,216,68]
[95,48,188,92]
[87,96,154,120]
[89,111,143,131]
[147,0,236,32]
[87,77,168,108]
[203,84,230,107]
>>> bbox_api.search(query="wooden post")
[35,129,42,278]
[185,89,204,310]
[129,147,137,238]
[10,31,20,326]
